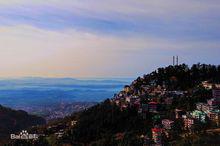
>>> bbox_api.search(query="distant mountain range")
[0,77,132,108]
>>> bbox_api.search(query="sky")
[0,0,220,78]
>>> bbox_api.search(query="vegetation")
[60,99,152,145]
[0,105,46,140]
[140,63,220,90]
[3,63,220,145]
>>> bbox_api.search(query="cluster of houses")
[184,86,220,128]
[154,88,220,145]
[112,81,220,145]
[150,86,220,145]
[45,120,77,139]
[113,82,169,110]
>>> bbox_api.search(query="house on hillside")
[162,119,174,130]
[191,110,207,123]
[206,110,220,126]
[182,115,195,131]
[152,127,162,145]
[148,102,159,113]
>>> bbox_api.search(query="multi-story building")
[191,110,207,123]
[206,110,220,126]
[183,115,195,130]
[206,110,219,120]
[152,127,162,145]
[202,104,217,112]
[162,119,174,130]
[213,86,220,104]
[196,102,217,112]
[196,103,204,111]
[148,102,158,113]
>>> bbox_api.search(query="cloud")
[1,0,220,41]
[0,25,219,77]
[0,1,220,77]
[1,0,220,18]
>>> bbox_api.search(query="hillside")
[7,64,220,146]
[0,105,46,140]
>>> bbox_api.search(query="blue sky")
[0,0,219,78]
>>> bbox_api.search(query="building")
[206,110,220,126]
[115,133,125,141]
[202,81,213,89]
[142,104,148,113]
[162,119,174,130]
[191,110,207,123]
[152,127,162,145]
[207,98,217,106]
[115,99,120,105]
[183,116,195,130]
[206,110,219,120]
[71,120,77,126]
[196,103,204,111]
[124,85,131,93]
[196,102,217,112]
[125,96,131,103]
[130,96,139,104]
[213,87,220,103]
[120,104,127,111]
[148,102,158,113]
[55,130,64,139]
[202,104,217,112]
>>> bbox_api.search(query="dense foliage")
[0,105,46,139]
[58,64,220,145]
[60,99,152,145]
[3,63,220,146]
[141,63,220,90]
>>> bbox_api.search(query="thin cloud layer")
[0,1,219,77]
[1,0,220,39]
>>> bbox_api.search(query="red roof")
[149,102,158,105]
[152,128,162,132]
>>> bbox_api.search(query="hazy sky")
[0,0,220,78]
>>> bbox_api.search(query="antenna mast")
[176,56,179,65]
